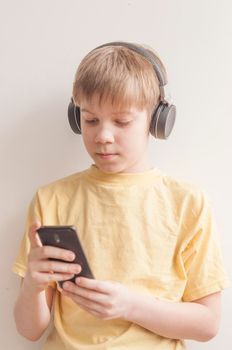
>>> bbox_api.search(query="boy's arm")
[13,222,82,341]
[62,278,221,342]
[14,278,54,341]
[126,290,221,342]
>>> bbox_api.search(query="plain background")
[0,0,231,349]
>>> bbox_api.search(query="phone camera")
[54,233,61,243]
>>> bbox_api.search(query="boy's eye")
[115,120,131,126]
[84,119,131,126]
[84,119,98,124]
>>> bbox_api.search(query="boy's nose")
[94,127,115,144]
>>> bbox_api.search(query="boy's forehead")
[79,95,141,115]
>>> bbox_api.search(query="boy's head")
[68,42,176,174]
[72,43,166,116]
[69,42,175,140]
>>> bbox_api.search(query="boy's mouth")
[96,153,118,159]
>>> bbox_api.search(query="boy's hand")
[61,277,133,320]
[24,222,82,292]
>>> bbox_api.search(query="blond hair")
[72,43,167,113]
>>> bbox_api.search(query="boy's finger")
[33,245,76,262]
[28,221,42,248]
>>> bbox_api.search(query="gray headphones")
[68,41,176,139]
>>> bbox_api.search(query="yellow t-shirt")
[12,165,230,350]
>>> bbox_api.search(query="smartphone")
[37,225,94,287]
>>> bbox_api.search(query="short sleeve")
[12,192,56,288]
[182,192,230,301]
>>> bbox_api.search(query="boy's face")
[80,95,152,174]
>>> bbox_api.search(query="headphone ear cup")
[150,102,176,139]
[68,99,82,134]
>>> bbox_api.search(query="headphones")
[68,41,176,139]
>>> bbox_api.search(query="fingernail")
[63,282,70,289]
[68,254,75,261]
[74,267,81,273]
[75,277,81,284]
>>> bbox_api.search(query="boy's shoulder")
[36,168,89,196]
[161,171,201,192]
[158,170,209,208]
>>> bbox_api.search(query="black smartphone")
[37,225,94,287]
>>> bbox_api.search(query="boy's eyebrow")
[80,108,133,115]
[112,111,133,115]
[80,108,94,114]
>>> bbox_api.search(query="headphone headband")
[94,41,167,87]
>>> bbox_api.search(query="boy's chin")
[93,160,131,174]
[94,163,121,174]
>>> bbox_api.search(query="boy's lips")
[96,152,118,159]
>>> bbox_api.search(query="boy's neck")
[93,159,153,175]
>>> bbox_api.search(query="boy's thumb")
[28,220,42,248]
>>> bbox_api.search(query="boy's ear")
[68,98,82,134]
[150,101,176,140]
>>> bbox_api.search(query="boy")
[13,41,230,350]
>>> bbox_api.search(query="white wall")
[1,0,231,348]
